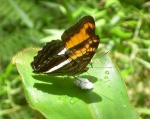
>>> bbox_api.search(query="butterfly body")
[31,16,100,76]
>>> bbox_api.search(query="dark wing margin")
[31,40,65,73]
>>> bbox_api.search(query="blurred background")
[0,0,150,119]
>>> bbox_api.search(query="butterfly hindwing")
[31,40,65,73]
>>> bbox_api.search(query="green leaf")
[13,48,138,119]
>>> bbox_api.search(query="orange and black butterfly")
[31,16,100,76]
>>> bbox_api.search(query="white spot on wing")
[58,48,67,55]
[44,59,70,73]
[74,78,93,89]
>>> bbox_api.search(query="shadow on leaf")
[32,74,102,104]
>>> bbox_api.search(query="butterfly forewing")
[61,16,96,49]
[31,40,66,73]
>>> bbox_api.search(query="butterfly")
[31,16,100,76]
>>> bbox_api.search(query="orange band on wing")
[68,37,99,61]
[65,22,95,49]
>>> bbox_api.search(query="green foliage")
[0,0,150,118]
[13,48,138,119]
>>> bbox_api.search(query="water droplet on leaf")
[104,76,108,79]
[105,70,109,74]
[70,97,79,104]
